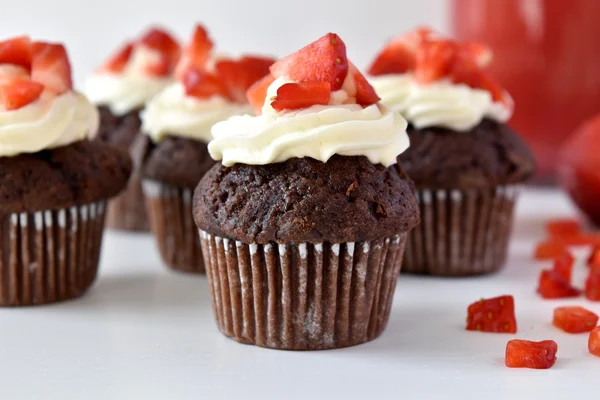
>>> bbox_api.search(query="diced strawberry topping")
[460,42,492,68]
[271,82,331,112]
[414,40,457,84]
[466,295,517,333]
[505,340,557,369]
[585,268,600,301]
[449,55,509,106]
[139,27,181,77]
[0,78,44,110]
[534,242,567,260]
[0,36,33,70]
[215,56,275,103]
[589,327,600,357]
[348,62,379,106]
[270,33,348,91]
[546,219,581,238]
[99,42,134,73]
[175,25,214,81]
[537,269,581,299]
[588,246,600,268]
[181,68,229,100]
[31,42,72,94]
[247,74,275,115]
[552,252,575,282]
[368,27,432,76]
[553,306,598,333]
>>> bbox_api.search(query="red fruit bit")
[534,242,567,260]
[466,295,517,334]
[0,78,44,110]
[247,74,275,115]
[589,327,600,357]
[271,82,331,112]
[546,218,581,238]
[31,42,72,94]
[349,62,379,106]
[139,27,181,77]
[368,27,432,76]
[585,268,600,301]
[553,306,599,333]
[0,36,33,70]
[552,252,575,282]
[587,246,600,268]
[460,41,492,67]
[537,269,581,299]
[181,68,229,100]
[270,33,348,91]
[414,40,457,84]
[505,340,558,369]
[99,42,134,73]
[215,56,275,103]
[449,56,508,105]
[175,25,213,81]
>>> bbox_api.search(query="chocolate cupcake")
[369,28,535,276]
[85,27,180,232]
[140,24,274,273]
[194,33,419,350]
[0,37,131,306]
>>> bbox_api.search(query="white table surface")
[0,188,597,400]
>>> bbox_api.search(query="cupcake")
[0,36,131,306]
[140,25,274,273]
[194,33,419,350]
[368,28,535,276]
[85,27,180,232]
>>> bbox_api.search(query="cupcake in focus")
[194,33,419,350]
[140,24,274,273]
[85,27,180,232]
[369,27,535,276]
[0,36,131,306]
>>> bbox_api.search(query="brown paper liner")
[199,230,407,350]
[403,185,520,276]
[105,168,149,232]
[143,180,205,273]
[0,201,106,306]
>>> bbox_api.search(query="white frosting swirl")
[369,73,513,131]
[84,46,173,115]
[141,83,252,143]
[209,77,409,167]
[0,90,99,157]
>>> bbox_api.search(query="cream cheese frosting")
[208,76,409,167]
[369,73,513,131]
[84,46,173,116]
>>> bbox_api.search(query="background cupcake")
[140,24,274,273]
[85,27,180,232]
[194,33,419,350]
[369,28,535,276]
[0,36,131,306]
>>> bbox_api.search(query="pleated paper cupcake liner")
[106,169,149,232]
[143,180,205,273]
[199,230,407,350]
[403,185,520,276]
[0,201,106,306]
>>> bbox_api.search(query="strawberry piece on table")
[349,62,379,106]
[31,42,72,94]
[587,246,600,268]
[139,27,180,76]
[175,25,213,80]
[247,74,275,115]
[0,36,33,70]
[552,252,575,281]
[589,327,600,357]
[181,68,229,100]
[505,340,558,369]
[546,219,581,238]
[0,78,44,110]
[99,42,134,73]
[215,56,275,103]
[537,269,581,299]
[466,295,517,333]
[414,40,456,84]
[270,33,348,91]
[271,82,331,112]
[534,242,567,260]
[553,306,599,333]
[585,268,600,301]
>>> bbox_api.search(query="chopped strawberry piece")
[552,252,575,281]
[139,27,180,76]
[587,246,600,268]
[537,269,581,299]
[553,306,599,333]
[271,82,331,112]
[589,327,600,357]
[585,268,600,301]
[99,42,134,73]
[368,27,432,76]
[349,62,379,106]
[247,74,275,115]
[449,56,509,106]
[466,295,517,333]
[181,68,229,100]
[460,42,492,67]
[215,56,275,103]
[0,36,33,70]
[414,40,457,84]
[0,78,44,110]
[534,242,567,260]
[31,42,72,94]
[552,234,600,246]
[505,340,558,369]
[546,219,581,238]
[175,25,213,81]
[270,33,348,91]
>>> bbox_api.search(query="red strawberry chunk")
[505,340,557,369]
[31,42,72,94]
[270,33,348,91]
[585,268,600,301]
[181,68,229,100]
[466,295,517,333]
[175,25,213,81]
[415,40,457,84]
[460,42,492,67]
[534,242,567,260]
[348,63,379,106]
[552,252,575,281]
[139,27,180,77]
[368,43,416,76]
[0,36,33,70]
[589,327,600,357]
[99,42,134,73]
[546,218,581,238]
[247,74,275,115]
[0,78,44,110]
[537,269,581,299]
[215,56,274,103]
[450,57,508,106]
[271,82,331,112]
[553,306,598,333]
[587,246,600,268]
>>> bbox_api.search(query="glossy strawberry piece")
[534,242,567,260]
[505,340,557,369]
[139,27,180,76]
[270,33,348,90]
[368,27,432,76]
[414,40,456,84]
[31,42,72,94]
[589,327,600,357]
[450,56,509,106]
[588,246,600,268]
[546,219,581,238]
[349,62,379,106]
[181,69,229,100]
[175,25,213,81]
[537,269,581,299]
[553,252,575,282]
[553,306,598,333]
[0,36,33,70]
[215,56,275,103]
[247,74,275,115]
[271,82,331,112]
[585,268,600,301]
[0,78,44,110]
[466,295,517,333]
[99,42,134,73]
[460,42,492,67]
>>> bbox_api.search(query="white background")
[0,0,448,86]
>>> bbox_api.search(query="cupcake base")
[403,186,520,276]
[0,201,106,306]
[144,180,205,273]
[199,230,407,350]
[105,169,149,232]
